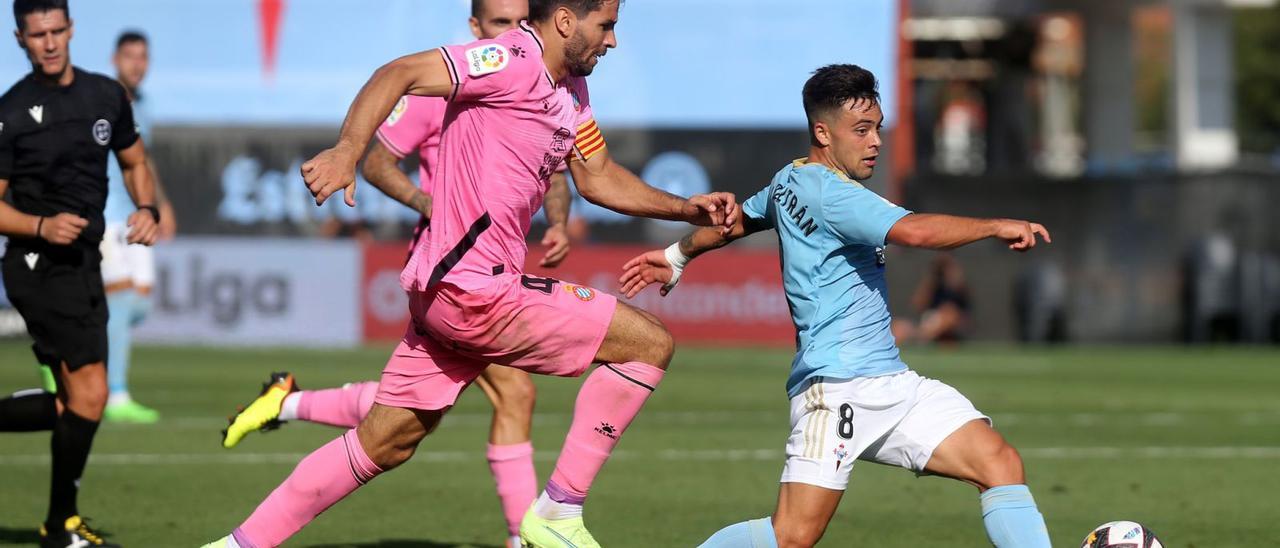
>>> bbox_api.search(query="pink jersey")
[400,22,599,292]
[374,95,447,190]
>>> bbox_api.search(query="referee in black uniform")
[0,1,158,547]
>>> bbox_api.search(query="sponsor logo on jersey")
[466,44,509,76]
[28,105,43,124]
[24,252,39,270]
[93,119,112,146]
[386,97,408,126]
[833,443,849,470]
[564,284,595,301]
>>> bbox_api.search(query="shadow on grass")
[0,526,39,545]
[308,541,501,548]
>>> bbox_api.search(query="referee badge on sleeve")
[93,119,112,146]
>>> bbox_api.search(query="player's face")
[15,10,73,79]
[564,2,619,77]
[113,41,149,91]
[825,99,883,181]
[470,0,528,39]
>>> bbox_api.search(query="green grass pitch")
[1,342,1278,547]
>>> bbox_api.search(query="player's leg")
[225,404,440,547]
[222,373,380,447]
[99,223,157,422]
[699,482,841,548]
[526,300,671,537]
[923,420,1050,547]
[870,375,1050,548]
[475,365,538,547]
[207,317,486,547]
[46,360,111,544]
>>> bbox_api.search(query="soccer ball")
[1080,521,1163,548]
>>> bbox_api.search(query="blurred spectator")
[893,253,971,344]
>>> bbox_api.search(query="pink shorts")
[375,273,618,411]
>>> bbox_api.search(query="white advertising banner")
[136,238,360,347]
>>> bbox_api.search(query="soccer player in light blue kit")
[620,64,1053,548]
[97,30,176,422]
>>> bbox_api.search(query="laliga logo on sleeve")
[466,44,509,76]
[386,97,409,126]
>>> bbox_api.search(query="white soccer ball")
[1080,521,1163,548]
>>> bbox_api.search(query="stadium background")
[1,0,1279,546]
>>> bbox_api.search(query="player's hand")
[994,219,1051,252]
[302,143,359,207]
[37,213,88,246]
[619,249,677,298]
[539,223,571,268]
[126,209,159,246]
[684,192,739,235]
[157,202,178,241]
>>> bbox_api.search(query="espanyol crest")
[93,119,112,146]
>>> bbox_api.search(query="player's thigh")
[773,482,844,548]
[594,299,674,368]
[422,275,617,377]
[923,419,1025,490]
[862,375,998,481]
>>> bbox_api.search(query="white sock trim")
[278,392,302,421]
[532,491,583,520]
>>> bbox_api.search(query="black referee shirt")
[0,67,139,248]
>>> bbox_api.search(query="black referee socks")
[46,409,100,529]
[0,389,57,432]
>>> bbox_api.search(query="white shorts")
[100,222,156,288]
[780,370,989,490]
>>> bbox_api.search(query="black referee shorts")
[1,243,108,371]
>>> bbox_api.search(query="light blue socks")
[698,517,777,548]
[106,290,150,396]
[980,484,1051,547]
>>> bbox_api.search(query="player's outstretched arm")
[303,50,456,208]
[538,171,572,267]
[619,215,763,298]
[116,139,159,246]
[886,213,1051,252]
[360,141,432,218]
[568,148,738,235]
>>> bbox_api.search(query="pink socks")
[544,362,664,507]
[487,442,538,536]
[284,382,378,428]
[233,429,382,547]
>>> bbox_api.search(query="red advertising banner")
[361,243,795,346]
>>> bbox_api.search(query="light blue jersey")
[741,159,912,397]
[104,92,150,223]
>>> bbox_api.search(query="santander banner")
[362,243,795,346]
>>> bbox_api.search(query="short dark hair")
[116,29,146,50]
[528,0,616,22]
[802,64,880,127]
[13,0,68,31]
[471,0,483,18]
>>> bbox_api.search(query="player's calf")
[355,403,443,470]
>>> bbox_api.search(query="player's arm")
[618,211,769,298]
[148,157,178,240]
[886,213,1050,252]
[115,139,159,246]
[567,148,737,235]
[0,179,88,244]
[303,50,456,207]
[360,140,432,218]
[537,170,572,267]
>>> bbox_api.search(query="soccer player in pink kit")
[217,4,566,546]
[202,1,737,547]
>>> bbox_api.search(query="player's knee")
[774,520,827,548]
[638,323,675,369]
[976,442,1025,490]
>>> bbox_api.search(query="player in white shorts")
[97,30,176,423]
[620,64,1054,547]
